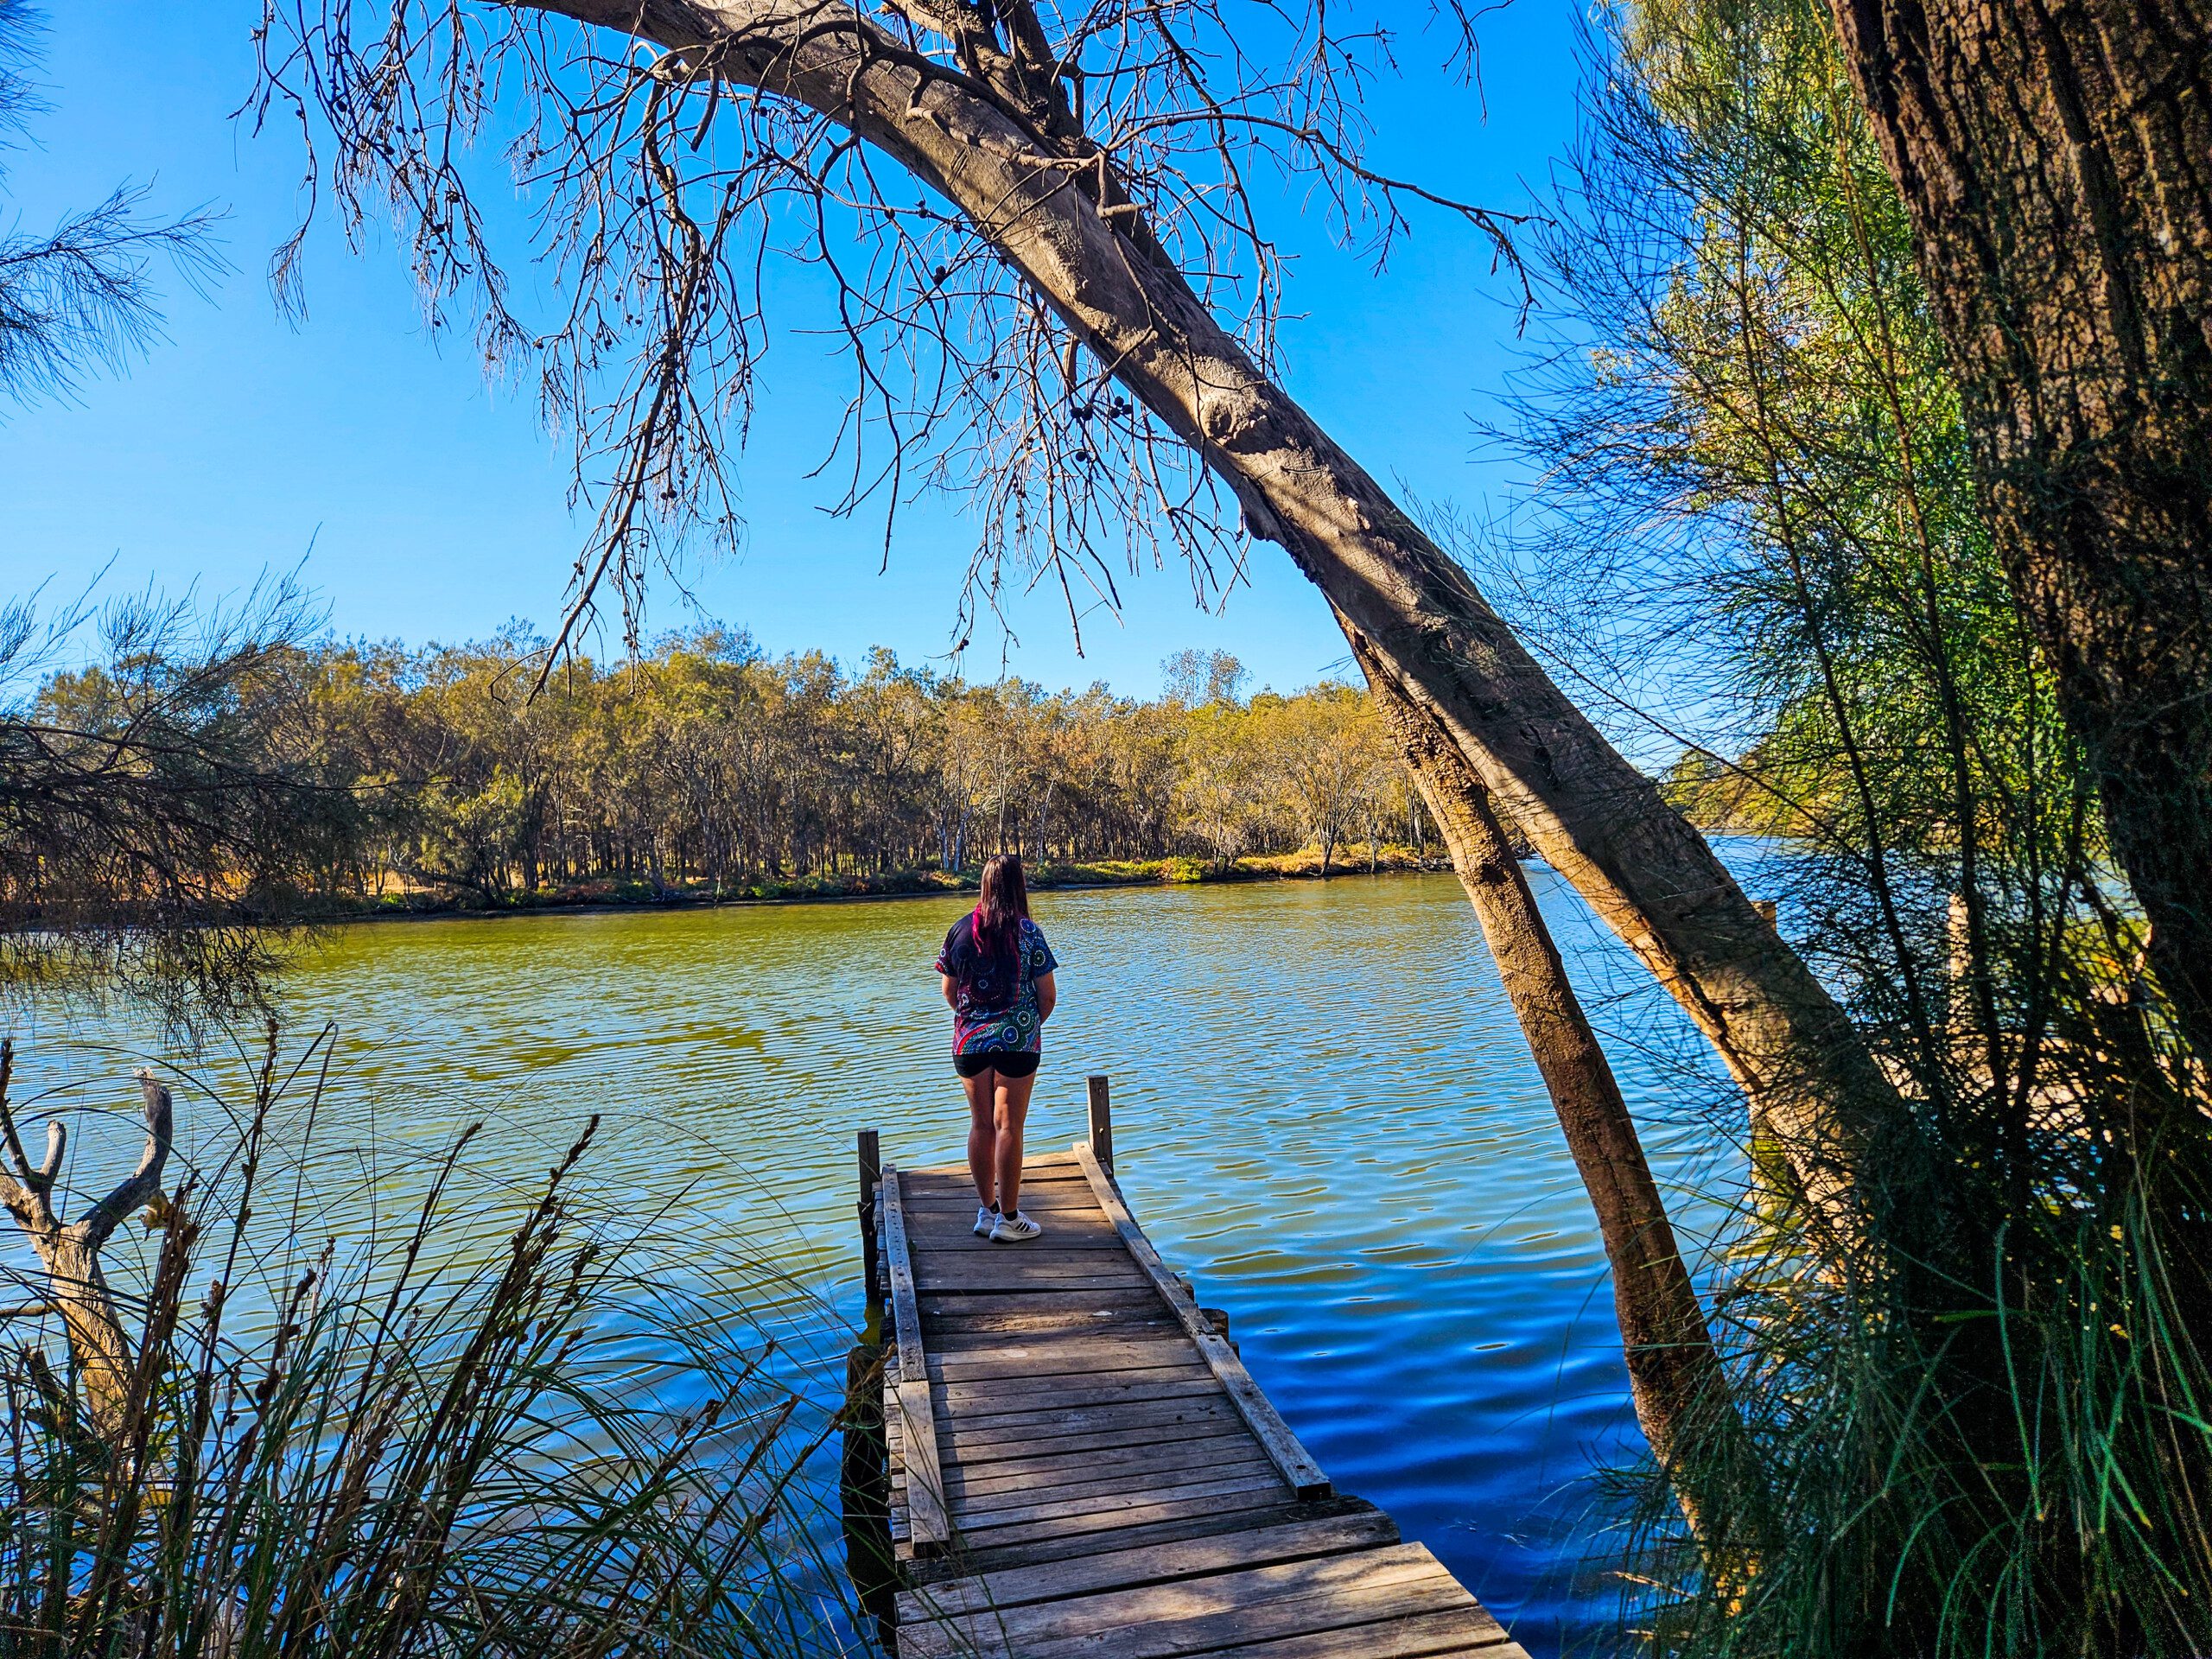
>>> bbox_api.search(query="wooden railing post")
[1086,1074,1113,1175]
[857,1128,881,1307]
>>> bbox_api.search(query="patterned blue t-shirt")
[935,914,1058,1055]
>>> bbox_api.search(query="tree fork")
[0,1041,175,1443]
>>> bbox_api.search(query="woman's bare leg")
[993,1071,1038,1217]
[963,1071,999,1208]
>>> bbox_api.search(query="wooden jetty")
[860,1077,1531,1659]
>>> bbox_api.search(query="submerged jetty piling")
[851,1076,1530,1658]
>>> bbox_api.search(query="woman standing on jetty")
[937,854,1058,1243]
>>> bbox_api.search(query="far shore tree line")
[22,628,1434,915]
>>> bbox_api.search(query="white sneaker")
[990,1211,1043,1243]
[973,1205,996,1237]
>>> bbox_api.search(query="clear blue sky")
[1,3,1581,700]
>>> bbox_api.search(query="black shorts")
[954,1049,1040,1079]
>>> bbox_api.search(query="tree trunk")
[537,0,1928,1250]
[1827,0,2212,1068]
[0,1055,173,1445]
[37,1229,138,1435]
[1352,629,1743,1537]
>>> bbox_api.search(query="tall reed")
[0,1033,850,1658]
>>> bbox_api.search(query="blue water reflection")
[4,868,1747,1656]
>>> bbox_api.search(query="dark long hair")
[971,853,1030,958]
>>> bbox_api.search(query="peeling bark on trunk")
[1827,0,2212,1068]
[1353,627,1740,1534]
[531,0,1928,1249]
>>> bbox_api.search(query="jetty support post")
[857,1128,881,1311]
[1087,1074,1113,1175]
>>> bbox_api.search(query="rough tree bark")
[0,1040,175,1441]
[521,0,1928,1250]
[1351,626,1742,1535]
[1826,0,2212,1068]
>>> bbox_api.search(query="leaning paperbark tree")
[1823,1,2212,1072]
[1347,624,1755,1550]
[258,0,1928,1249]
[0,1039,175,1442]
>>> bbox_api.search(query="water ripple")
[7,872,1746,1656]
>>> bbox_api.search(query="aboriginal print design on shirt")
[935,915,1058,1055]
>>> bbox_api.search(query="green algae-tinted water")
[10,870,1744,1655]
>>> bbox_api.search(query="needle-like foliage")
[0,0,221,410]
[0,582,369,1022]
[1490,0,2212,1650]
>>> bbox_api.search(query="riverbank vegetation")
[0,1029,844,1657]
[7,618,1429,957]
[1491,0,2212,1649]
[292,636,1419,899]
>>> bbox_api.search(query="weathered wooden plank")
[918,1278,1159,1300]
[916,1255,1140,1275]
[904,1190,1105,1211]
[906,1228,1132,1252]
[900,1384,1242,1441]
[918,1287,1167,1321]
[929,1499,1310,1579]
[1071,1141,1332,1498]
[1087,1073,1114,1173]
[945,1438,1273,1492]
[899,1542,1460,1659]
[944,1425,1252,1474]
[936,1400,1249,1459]
[904,1196,1116,1219]
[914,1260,1140,1281]
[1049,1570,1482,1659]
[895,1511,1402,1623]
[947,1491,1298,1557]
[955,1469,1289,1535]
[904,1193,1109,1217]
[858,1128,881,1306]
[942,1468,1292,1530]
[930,1313,1185,1345]
[914,1258,1154,1287]
[880,1164,950,1554]
[907,1217,1115,1237]
[904,1181,1104,1205]
[935,1370,1220,1418]
[944,1439,1274,1497]
[915,1501,1322,1582]
[927,1334,1203,1382]
[950,1453,1279,1512]
[1174,1605,1526,1659]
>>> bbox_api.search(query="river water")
[7,868,1746,1656]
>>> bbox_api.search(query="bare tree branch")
[74,1071,174,1251]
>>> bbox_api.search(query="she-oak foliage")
[1498,0,2212,1650]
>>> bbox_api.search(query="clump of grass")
[1610,945,2212,1658]
[0,1036,849,1658]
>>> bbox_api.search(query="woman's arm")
[940,973,958,1009]
[1033,970,1057,1022]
